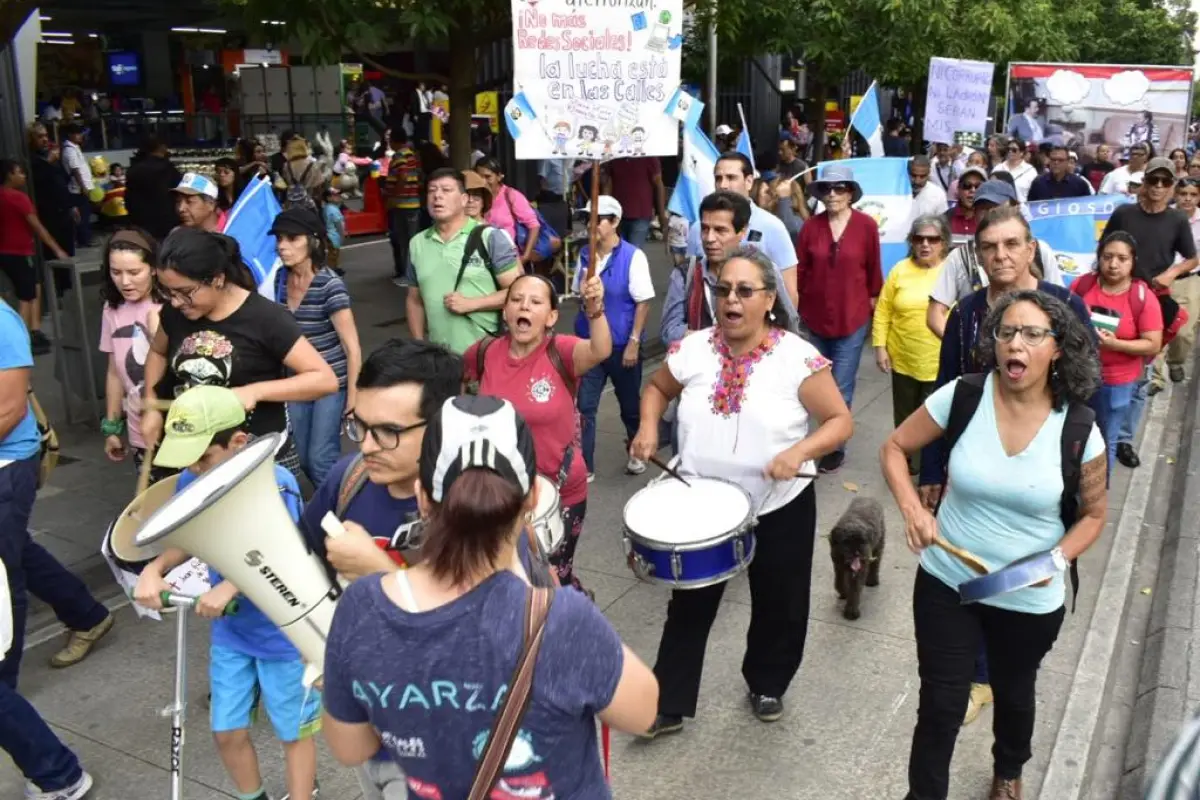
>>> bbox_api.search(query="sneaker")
[49,614,114,669]
[988,776,1023,800]
[25,771,93,799]
[587,472,595,483]
[638,714,684,739]
[1149,382,1164,397]
[625,457,647,475]
[1170,365,1186,383]
[281,780,320,800]
[817,451,844,474]
[748,692,784,722]
[30,330,51,356]
[391,276,406,288]
[963,682,994,726]
[1116,443,1141,469]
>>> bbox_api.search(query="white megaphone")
[129,433,340,679]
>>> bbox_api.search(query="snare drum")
[622,477,755,588]
[531,475,564,556]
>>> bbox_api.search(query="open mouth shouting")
[1003,356,1027,382]
[514,313,534,333]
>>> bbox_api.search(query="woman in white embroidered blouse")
[629,246,854,736]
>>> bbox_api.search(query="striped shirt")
[383,147,422,210]
[274,268,351,387]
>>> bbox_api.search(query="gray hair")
[976,290,1100,409]
[908,214,951,261]
[721,245,790,330]
[909,154,932,170]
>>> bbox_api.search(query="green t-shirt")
[406,218,520,354]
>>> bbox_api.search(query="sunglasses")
[823,182,853,195]
[1145,175,1175,188]
[1007,147,1022,154]
[911,235,943,245]
[960,181,982,192]
[713,283,771,299]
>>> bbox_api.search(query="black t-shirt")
[156,292,302,437]
[1103,202,1197,281]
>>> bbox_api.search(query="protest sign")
[924,57,994,144]
[508,0,684,160]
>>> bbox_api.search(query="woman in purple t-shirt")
[322,396,658,798]
[98,228,163,481]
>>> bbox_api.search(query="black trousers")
[653,484,816,717]
[388,208,421,278]
[906,568,1064,800]
[891,372,937,472]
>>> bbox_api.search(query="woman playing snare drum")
[463,273,611,591]
[629,246,854,734]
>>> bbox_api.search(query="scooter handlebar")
[160,592,239,616]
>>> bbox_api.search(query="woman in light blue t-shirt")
[880,290,1108,800]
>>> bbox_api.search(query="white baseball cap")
[584,195,623,220]
[714,124,734,136]
[171,173,218,200]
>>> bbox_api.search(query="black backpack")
[283,162,319,212]
[938,373,1094,611]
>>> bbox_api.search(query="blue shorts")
[209,644,322,742]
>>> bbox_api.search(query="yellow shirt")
[872,257,943,382]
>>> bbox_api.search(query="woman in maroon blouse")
[794,164,882,473]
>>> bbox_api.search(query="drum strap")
[468,587,554,800]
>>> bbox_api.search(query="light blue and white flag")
[850,81,885,158]
[816,157,913,277]
[503,92,539,141]
[736,103,756,173]
[664,87,704,129]
[1026,194,1134,286]
[223,175,283,298]
[667,124,721,224]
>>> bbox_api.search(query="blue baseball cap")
[171,173,218,200]
[974,179,1019,207]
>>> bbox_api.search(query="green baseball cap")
[154,385,247,469]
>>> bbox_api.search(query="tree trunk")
[910,77,929,152]
[446,41,476,170]
[809,78,827,164]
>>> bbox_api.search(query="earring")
[1051,360,1060,381]
[769,310,777,322]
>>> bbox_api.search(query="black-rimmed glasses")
[343,415,428,450]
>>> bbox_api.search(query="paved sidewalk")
[0,237,1175,798]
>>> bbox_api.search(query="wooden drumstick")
[934,536,990,575]
[135,439,156,498]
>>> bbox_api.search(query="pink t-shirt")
[485,185,540,244]
[99,298,160,449]
[1074,279,1162,385]
[464,334,587,505]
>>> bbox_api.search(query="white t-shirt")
[668,327,829,516]
[1100,165,1136,196]
[62,140,93,194]
[686,203,798,271]
[572,245,655,302]
[992,161,1036,203]
[912,182,949,218]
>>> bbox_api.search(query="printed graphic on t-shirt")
[113,319,152,405]
[528,375,555,404]
[171,329,234,391]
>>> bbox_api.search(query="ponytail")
[419,469,526,586]
[160,228,257,291]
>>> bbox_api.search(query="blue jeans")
[1092,380,1138,480]
[1119,365,1150,445]
[289,389,347,489]
[619,218,651,251]
[808,322,870,454]
[0,456,85,791]
[578,350,642,472]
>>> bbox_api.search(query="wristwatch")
[1049,546,1068,572]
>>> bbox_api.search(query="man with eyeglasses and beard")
[1101,157,1198,466]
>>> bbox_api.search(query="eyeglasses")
[910,235,943,245]
[713,283,771,299]
[994,324,1056,346]
[1145,175,1175,188]
[960,182,982,192]
[162,282,205,305]
[1007,147,1022,154]
[343,415,428,450]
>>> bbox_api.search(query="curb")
[1124,353,1200,790]
[1039,377,1176,799]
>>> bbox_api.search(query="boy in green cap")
[133,385,319,800]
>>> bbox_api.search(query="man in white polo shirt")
[171,173,226,233]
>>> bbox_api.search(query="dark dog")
[829,497,885,620]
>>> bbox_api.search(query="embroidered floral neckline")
[708,327,784,417]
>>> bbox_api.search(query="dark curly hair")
[100,227,162,309]
[977,289,1100,409]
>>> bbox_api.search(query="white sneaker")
[26,771,93,800]
[587,472,595,483]
[625,457,647,475]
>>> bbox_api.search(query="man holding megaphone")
[134,386,320,800]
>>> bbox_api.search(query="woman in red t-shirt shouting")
[1072,231,1163,478]
[463,273,611,591]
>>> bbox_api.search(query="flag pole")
[737,102,755,173]
[586,159,601,281]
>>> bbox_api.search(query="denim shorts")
[209,644,321,742]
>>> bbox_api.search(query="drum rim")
[622,476,754,551]
[957,550,1059,603]
[627,534,757,589]
[133,432,283,547]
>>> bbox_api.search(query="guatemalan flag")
[816,157,913,277]
[1026,194,1134,286]
[223,175,283,298]
[850,81,885,158]
[667,124,721,224]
